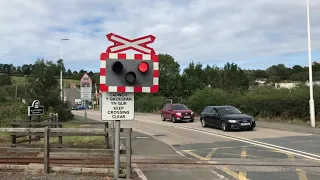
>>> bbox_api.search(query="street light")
[306,0,316,127]
[60,38,69,101]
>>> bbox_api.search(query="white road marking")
[210,170,230,180]
[136,119,320,161]
[132,163,148,180]
[78,111,320,161]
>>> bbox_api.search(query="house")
[274,82,300,89]
[255,78,267,84]
[65,87,81,106]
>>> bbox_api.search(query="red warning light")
[138,62,149,73]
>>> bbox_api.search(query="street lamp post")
[60,38,69,101]
[306,0,316,127]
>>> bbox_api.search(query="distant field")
[11,76,79,85]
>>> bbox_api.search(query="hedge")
[135,85,320,121]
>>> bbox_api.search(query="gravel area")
[0,169,141,180]
[0,171,112,180]
[0,152,39,158]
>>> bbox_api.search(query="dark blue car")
[71,105,88,110]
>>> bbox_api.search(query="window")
[206,107,213,113]
[217,107,242,115]
[172,104,188,110]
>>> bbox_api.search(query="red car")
[161,103,194,123]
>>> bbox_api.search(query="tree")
[0,74,12,86]
[267,64,290,81]
[181,62,207,96]
[26,58,73,121]
[66,69,72,77]
[158,54,182,97]
[220,62,249,91]
[56,59,65,73]
[17,66,22,74]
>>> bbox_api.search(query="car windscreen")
[172,105,188,110]
[217,107,241,115]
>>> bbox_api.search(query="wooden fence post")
[104,122,109,148]
[58,124,62,147]
[28,116,32,144]
[10,120,16,146]
[44,127,50,174]
[125,128,132,179]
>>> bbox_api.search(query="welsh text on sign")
[101,92,134,121]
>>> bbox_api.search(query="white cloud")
[1,0,320,71]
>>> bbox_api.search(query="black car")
[200,105,255,131]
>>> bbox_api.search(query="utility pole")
[306,0,316,127]
[60,38,69,101]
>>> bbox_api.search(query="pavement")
[72,110,320,180]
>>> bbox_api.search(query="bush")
[0,103,28,127]
[135,95,164,113]
[134,85,320,122]
[186,87,238,113]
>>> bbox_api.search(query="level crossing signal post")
[80,73,92,122]
[99,33,159,179]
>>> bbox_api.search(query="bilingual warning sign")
[101,92,134,121]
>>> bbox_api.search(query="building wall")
[65,87,81,106]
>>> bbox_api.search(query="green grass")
[11,76,79,85]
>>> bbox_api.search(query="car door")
[211,108,221,128]
[204,107,215,126]
[162,104,169,119]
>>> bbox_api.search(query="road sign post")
[80,73,92,122]
[100,32,159,179]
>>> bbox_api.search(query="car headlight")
[176,113,182,116]
[191,112,194,114]
[251,118,255,121]
[228,120,238,123]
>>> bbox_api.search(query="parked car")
[161,103,194,123]
[71,105,88,110]
[200,105,255,131]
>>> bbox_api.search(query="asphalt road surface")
[73,110,320,180]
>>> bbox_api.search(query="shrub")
[135,95,164,113]
[186,87,237,113]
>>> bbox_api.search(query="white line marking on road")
[132,163,148,180]
[210,170,230,180]
[136,119,320,161]
[136,136,150,139]
[175,150,190,158]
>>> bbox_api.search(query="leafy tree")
[220,62,249,91]
[66,69,72,77]
[0,74,12,86]
[26,58,73,121]
[158,54,182,97]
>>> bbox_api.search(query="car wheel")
[172,116,177,123]
[161,114,166,121]
[221,121,228,131]
[189,119,194,123]
[247,127,254,131]
[201,118,206,127]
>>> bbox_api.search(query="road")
[73,110,320,180]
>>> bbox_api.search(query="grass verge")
[0,116,107,145]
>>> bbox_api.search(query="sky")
[1,0,320,72]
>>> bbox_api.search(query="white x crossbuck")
[106,33,156,54]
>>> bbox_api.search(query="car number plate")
[184,116,190,118]
[241,123,250,126]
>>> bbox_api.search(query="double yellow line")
[182,147,249,180]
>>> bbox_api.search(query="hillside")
[10,75,80,86]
